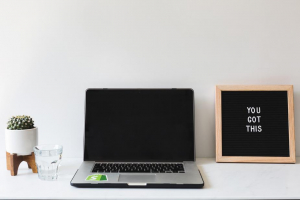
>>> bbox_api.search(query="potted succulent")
[5,115,38,155]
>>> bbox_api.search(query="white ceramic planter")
[5,128,38,156]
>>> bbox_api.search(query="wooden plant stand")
[6,152,38,176]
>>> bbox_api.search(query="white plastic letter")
[257,116,261,123]
[258,125,262,132]
[247,107,251,113]
[248,116,252,123]
[246,125,250,132]
[256,107,261,114]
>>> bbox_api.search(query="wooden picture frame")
[215,85,295,163]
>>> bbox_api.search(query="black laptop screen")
[84,89,194,162]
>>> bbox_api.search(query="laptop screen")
[84,89,194,162]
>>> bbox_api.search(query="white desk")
[1,158,300,199]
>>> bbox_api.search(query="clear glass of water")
[33,145,63,181]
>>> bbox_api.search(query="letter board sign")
[215,85,295,163]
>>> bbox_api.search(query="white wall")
[1,0,300,158]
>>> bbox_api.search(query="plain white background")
[0,0,300,158]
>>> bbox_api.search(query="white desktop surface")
[1,158,300,199]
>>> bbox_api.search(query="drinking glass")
[33,145,63,181]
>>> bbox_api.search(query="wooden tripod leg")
[10,153,23,176]
[6,152,11,170]
[24,152,37,173]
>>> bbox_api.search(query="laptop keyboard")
[92,163,185,173]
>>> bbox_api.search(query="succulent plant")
[7,115,35,130]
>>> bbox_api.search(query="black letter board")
[215,85,295,163]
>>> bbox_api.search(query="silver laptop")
[71,88,204,188]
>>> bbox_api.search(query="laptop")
[71,88,204,188]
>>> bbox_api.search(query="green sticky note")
[86,174,108,181]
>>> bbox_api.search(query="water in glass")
[34,145,63,181]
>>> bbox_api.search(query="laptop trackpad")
[118,174,156,183]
